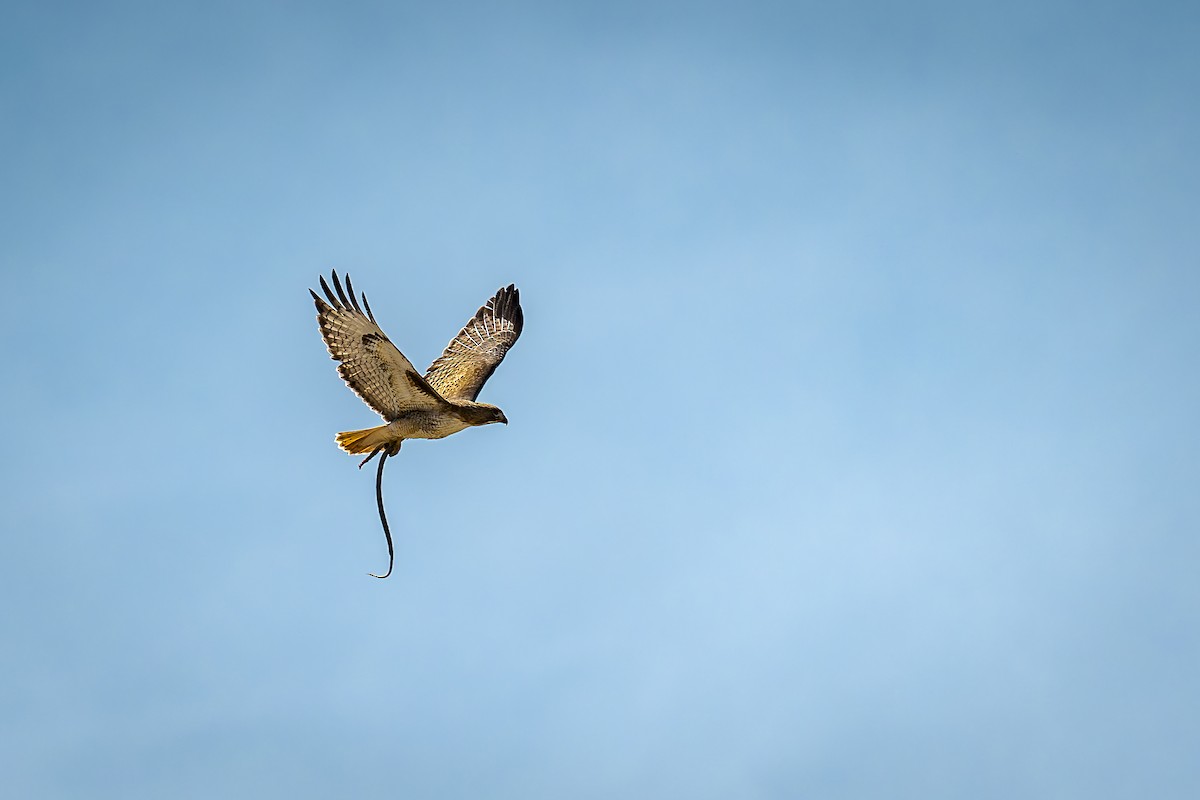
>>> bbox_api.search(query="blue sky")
[2,1,1198,797]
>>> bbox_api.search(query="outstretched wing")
[311,271,447,420]
[424,284,524,402]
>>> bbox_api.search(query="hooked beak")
[499,412,509,425]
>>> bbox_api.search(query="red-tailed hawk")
[311,271,523,578]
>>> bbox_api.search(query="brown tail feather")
[335,425,396,455]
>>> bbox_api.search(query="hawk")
[311,270,523,578]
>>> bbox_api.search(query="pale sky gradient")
[2,1,1198,798]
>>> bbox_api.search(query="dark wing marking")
[424,284,523,402]
[311,271,447,420]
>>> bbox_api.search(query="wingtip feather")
[319,275,341,309]
[345,273,365,314]
[331,270,353,309]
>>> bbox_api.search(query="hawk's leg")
[358,439,402,469]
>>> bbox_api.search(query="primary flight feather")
[311,271,523,578]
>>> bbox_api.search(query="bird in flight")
[310,271,524,578]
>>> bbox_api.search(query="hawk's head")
[471,403,508,426]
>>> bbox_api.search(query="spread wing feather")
[424,284,524,402]
[311,271,446,420]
